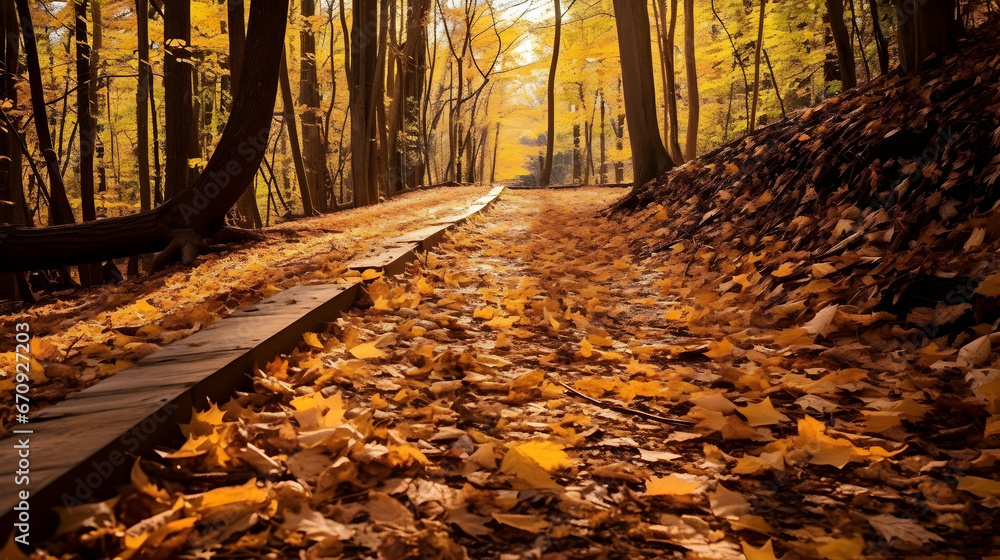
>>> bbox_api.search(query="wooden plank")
[385,224,454,252]
[0,282,359,530]
[347,243,417,276]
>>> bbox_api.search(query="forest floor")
[0,186,492,428]
[23,188,999,560]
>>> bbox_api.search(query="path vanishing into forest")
[20,188,999,560]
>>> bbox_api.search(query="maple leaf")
[491,513,551,533]
[290,390,346,430]
[742,539,785,560]
[738,397,791,427]
[867,514,943,545]
[645,474,702,496]
[278,506,354,542]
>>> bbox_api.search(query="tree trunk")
[893,0,957,74]
[611,0,674,189]
[662,0,683,163]
[14,0,76,226]
[599,91,606,185]
[164,0,196,198]
[137,0,152,212]
[827,0,857,89]
[350,0,379,207]
[683,0,699,160]
[76,0,103,286]
[280,52,314,216]
[225,0,261,228]
[870,0,890,75]
[0,0,290,273]
[300,0,327,212]
[387,0,431,193]
[539,0,561,187]
[749,0,765,133]
[1,1,27,226]
[91,0,107,194]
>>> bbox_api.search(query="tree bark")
[869,0,890,74]
[540,0,561,187]
[300,0,327,211]
[13,0,76,226]
[611,0,674,188]
[683,0,699,160]
[893,0,957,74]
[280,52,314,216]
[0,0,290,273]
[350,0,379,207]
[164,0,197,198]
[387,0,432,193]
[827,0,857,89]
[137,0,152,212]
[0,1,27,226]
[749,0,765,133]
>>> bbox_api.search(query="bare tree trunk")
[300,0,327,211]
[683,0,699,160]
[869,0,890,74]
[540,0,561,187]
[164,0,196,198]
[350,0,379,207]
[91,0,107,194]
[76,0,103,286]
[827,0,857,89]
[137,0,152,212]
[280,52,314,216]
[599,91,606,185]
[893,0,957,74]
[749,0,765,133]
[611,0,675,188]
[226,0,261,228]
[1,1,27,226]
[0,0,290,273]
[14,0,76,226]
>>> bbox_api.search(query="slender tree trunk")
[540,0,561,187]
[225,0,261,228]
[869,0,890,74]
[683,0,699,160]
[827,0,857,89]
[300,0,327,211]
[280,52,314,216]
[91,0,107,194]
[849,0,872,81]
[599,91,606,185]
[150,79,163,205]
[0,1,26,226]
[490,122,500,184]
[374,0,390,196]
[611,0,674,188]
[663,0,683,162]
[762,48,786,118]
[76,0,96,223]
[164,0,196,198]
[137,0,152,212]
[749,0,765,133]
[14,0,76,225]
[350,0,379,207]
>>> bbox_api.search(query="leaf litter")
[0,187,492,430]
[23,188,1000,559]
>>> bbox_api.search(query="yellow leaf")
[302,332,324,349]
[388,444,430,466]
[815,536,865,560]
[350,341,385,359]
[491,513,551,533]
[957,476,1000,498]
[500,446,559,489]
[416,277,436,295]
[742,539,783,560]
[474,307,497,320]
[511,370,545,390]
[182,403,228,437]
[646,474,702,496]
[704,338,735,359]
[507,440,573,471]
[812,263,837,279]
[580,339,594,358]
[984,415,1000,437]
[486,315,520,329]
[772,262,798,278]
[976,271,1000,297]
[361,268,383,281]
[290,391,345,429]
[739,397,790,427]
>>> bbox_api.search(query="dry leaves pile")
[0,187,491,429]
[27,189,1000,559]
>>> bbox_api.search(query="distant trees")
[539,0,562,187]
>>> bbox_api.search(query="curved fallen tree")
[0,0,289,274]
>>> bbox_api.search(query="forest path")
[0,186,492,426]
[28,188,999,559]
